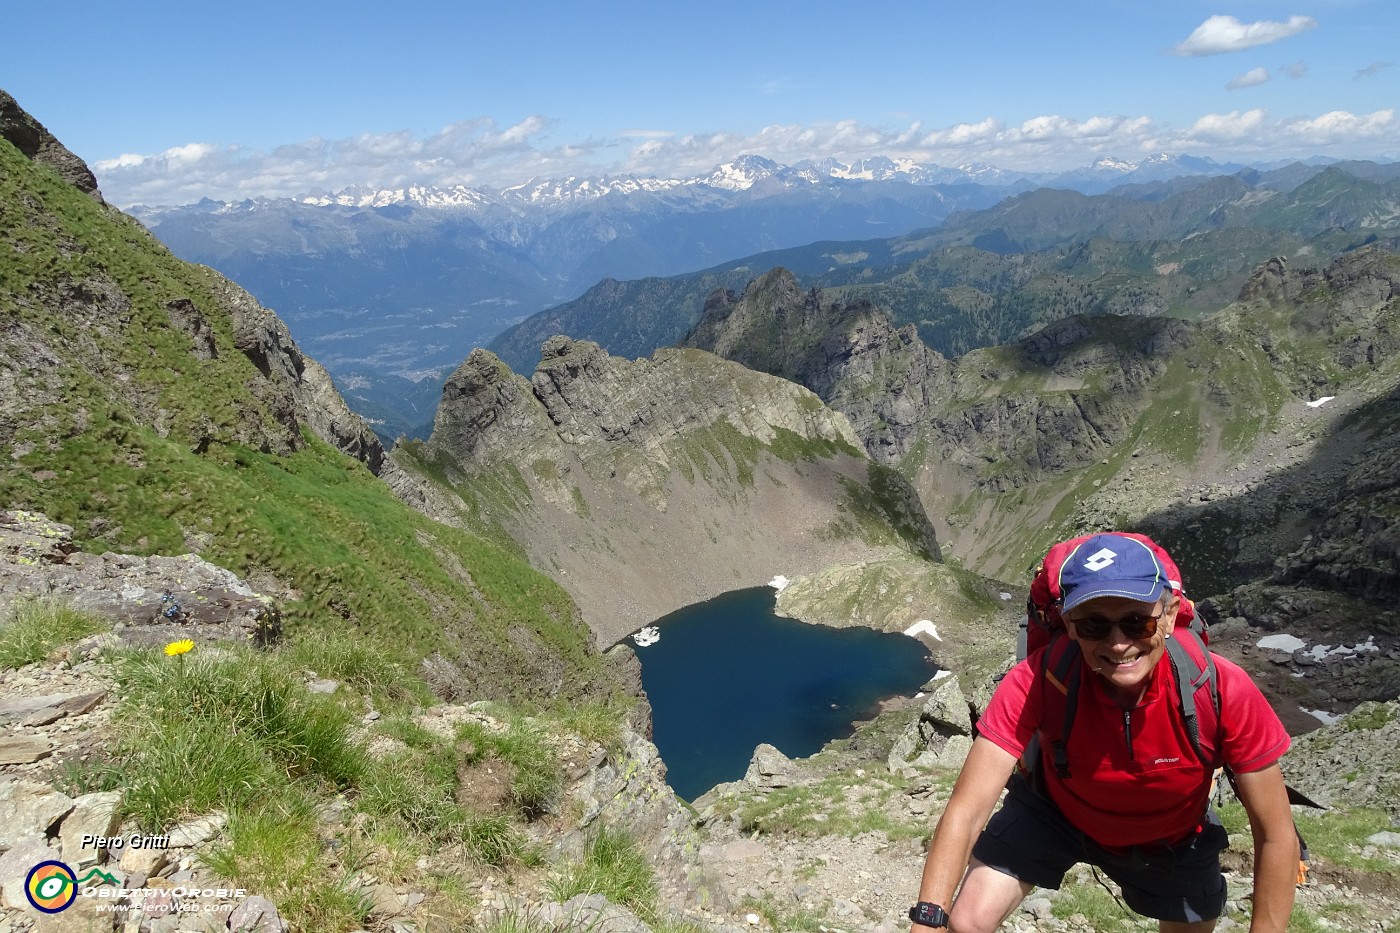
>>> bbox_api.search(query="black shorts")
[970,779,1229,923]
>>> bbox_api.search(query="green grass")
[546,827,661,924]
[202,798,373,931]
[352,724,538,867]
[0,598,106,669]
[456,715,562,819]
[1220,800,1398,874]
[1340,702,1397,732]
[740,898,831,932]
[281,629,431,707]
[551,700,627,756]
[1048,873,1135,929]
[111,643,368,829]
[708,773,925,842]
[1293,806,1399,873]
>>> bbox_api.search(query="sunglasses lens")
[1073,614,1158,640]
[1075,619,1109,640]
[1123,616,1156,639]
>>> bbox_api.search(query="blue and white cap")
[1058,533,1169,612]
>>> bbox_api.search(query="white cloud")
[91,108,1400,208]
[1173,15,1318,56]
[1278,108,1398,144]
[1227,67,1272,90]
[1186,108,1272,141]
[1179,107,1398,153]
[1283,61,1309,79]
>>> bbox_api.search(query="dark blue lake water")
[633,586,937,801]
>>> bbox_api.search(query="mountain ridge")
[129,150,1266,212]
[385,335,949,645]
[491,162,1400,377]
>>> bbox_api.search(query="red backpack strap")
[1034,635,1084,780]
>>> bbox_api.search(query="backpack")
[1018,534,1314,884]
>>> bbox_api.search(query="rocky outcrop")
[392,338,941,644]
[685,269,1193,480]
[0,90,381,474]
[0,510,280,648]
[887,674,975,773]
[0,88,103,201]
[298,356,386,474]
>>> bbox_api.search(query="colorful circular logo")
[25,860,77,913]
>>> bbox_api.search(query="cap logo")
[1083,547,1118,572]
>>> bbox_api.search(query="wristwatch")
[908,901,949,928]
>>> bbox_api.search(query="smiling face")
[1065,594,1179,706]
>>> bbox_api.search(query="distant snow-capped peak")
[300,184,493,209]
[695,155,782,190]
[499,174,684,204]
[173,151,1218,215]
[1090,156,1139,173]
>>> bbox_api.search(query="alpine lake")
[631,586,938,802]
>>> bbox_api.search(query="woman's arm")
[1232,763,1299,933]
[909,737,1018,931]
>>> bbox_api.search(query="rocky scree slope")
[386,334,943,646]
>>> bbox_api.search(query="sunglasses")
[1068,610,1165,641]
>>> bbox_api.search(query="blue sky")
[5,0,1396,206]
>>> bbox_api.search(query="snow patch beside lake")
[904,619,942,641]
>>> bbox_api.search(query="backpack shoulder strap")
[1040,636,1083,779]
[1165,628,1220,766]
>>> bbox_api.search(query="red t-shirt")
[977,642,1290,849]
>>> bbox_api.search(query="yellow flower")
[164,639,195,657]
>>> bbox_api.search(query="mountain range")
[128,151,1389,440]
[489,162,1400,375]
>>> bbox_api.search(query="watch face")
[909,902,948,927]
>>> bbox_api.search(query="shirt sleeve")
[1214,653,1291,773]
[975,654,1043,760]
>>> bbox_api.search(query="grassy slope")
[0,139,618,704]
